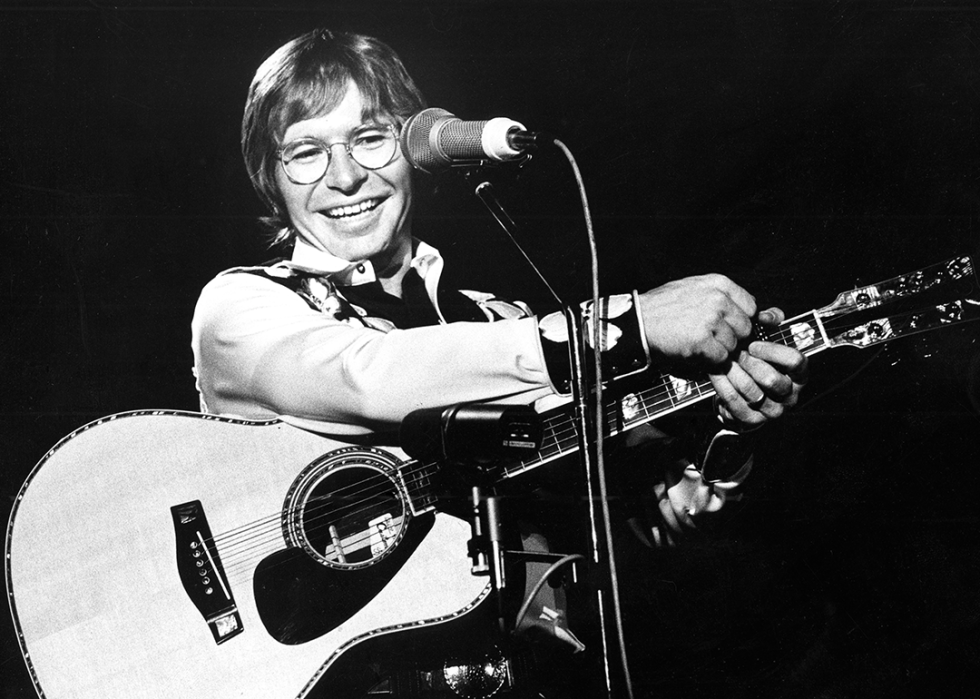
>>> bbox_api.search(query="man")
[190,27,807,697]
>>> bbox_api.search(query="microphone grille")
[400,107,454,173]
[438,119,490,159]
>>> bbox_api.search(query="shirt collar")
[288,237,444,286]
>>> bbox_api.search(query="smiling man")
[189,27,807,697]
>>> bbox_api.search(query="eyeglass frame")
[277,123,400,185]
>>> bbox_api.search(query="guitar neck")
[495,310,830,481]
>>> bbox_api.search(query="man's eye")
[287,145,326,161]
[354,131,389,149]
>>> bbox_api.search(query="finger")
[737,349,795,402]
[710,372,741,415]
[712,322,738,355]
[756,306,785,326]
[726,356,768,406]
[707,274,757,317]
[658,494,683,534]
[704,341,730,365]
[727,359,786,418]
[723,301,754,340]
[748,342,809,385]
[709,373,766,428]
[652,481,682,538]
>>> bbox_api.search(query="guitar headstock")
[819,255,976,319]
[825,297,980,349]
[777,255,980,354]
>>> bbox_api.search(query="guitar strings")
[214,414,582,580]
[216,410,580,580]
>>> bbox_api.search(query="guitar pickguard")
[254,513,435,645]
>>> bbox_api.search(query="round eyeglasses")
[278,124,399,184]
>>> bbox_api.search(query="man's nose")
[323,145,367,192]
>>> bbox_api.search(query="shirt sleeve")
[190,272,557,434]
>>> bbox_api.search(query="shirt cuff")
[536,292,651,395]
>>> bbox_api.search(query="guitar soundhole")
[286,451,409,570]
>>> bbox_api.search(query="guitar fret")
[781,310,827,354]
[538,441,565,458]
[398,461,441,515]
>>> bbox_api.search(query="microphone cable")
[551,137,636,699]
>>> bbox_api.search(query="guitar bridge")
[172,500,243,644]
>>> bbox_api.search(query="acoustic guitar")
[6,255,978,698]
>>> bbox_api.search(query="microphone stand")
[473,181,621,698]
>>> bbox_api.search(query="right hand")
[638,273,757,365]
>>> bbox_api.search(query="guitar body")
[6,411,489,699]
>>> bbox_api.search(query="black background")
[3,1,980,697]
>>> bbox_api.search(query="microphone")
[399,107,542,173]
[400,403,542,465]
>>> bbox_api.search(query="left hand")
[645,458,747,546]
[709,307,808,431]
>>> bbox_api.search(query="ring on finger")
[747,395,766,410]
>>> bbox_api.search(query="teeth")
[324,199,380,219]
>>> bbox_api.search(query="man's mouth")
[322,198,383,219]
